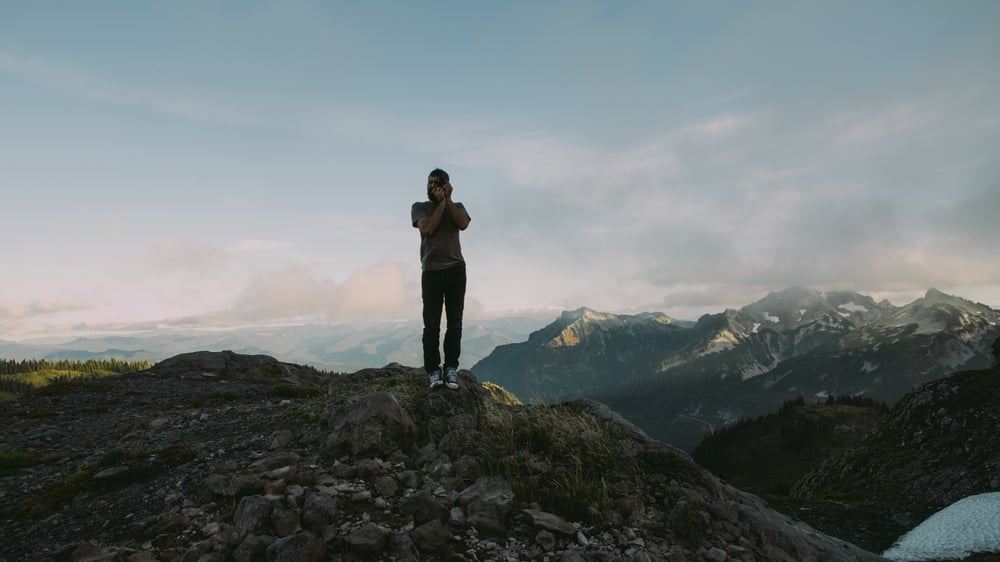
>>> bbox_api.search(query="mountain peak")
[560,307,612,323]
[924,287,959,301]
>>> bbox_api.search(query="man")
[411,168,471,390]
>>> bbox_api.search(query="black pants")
[422,264,466,373]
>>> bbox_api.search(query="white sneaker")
[428,370,443,389]
[445,368,459,390]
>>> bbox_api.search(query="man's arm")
[416,182,470,235]
[443,181,470,231]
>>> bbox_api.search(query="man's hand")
[432,186,446,203]
[443,181,453,201]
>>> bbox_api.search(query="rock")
[459,476,515,536]
[454,455,483,482]
[388,532,420,561]
[69,543,121,562]
[233,535,276,562]
[373,475,399,498]
[705,546,728,562]
[235,496,274,536]
[301,494,338,532]
[356,458,386,478]
[264,531,324,562]
[345,523,389,554]
[271,505,301,537]
[458,476,515,509]
[449,506,467,527]
[410,519,452,552]
[270,430,294,449]
[400,490,449,525]
[93,465,130,480]
[523,508,577,535]
[535,529,556,552]
[149,350,327,386]
[326,392,416,457]
[204,473,266,497]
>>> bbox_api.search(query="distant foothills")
[3,287,998,451]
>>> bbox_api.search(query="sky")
[2,1,999,340]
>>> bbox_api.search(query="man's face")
[428,175,446,200]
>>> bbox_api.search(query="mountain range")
[472,287,1000,451]
[0,315,550,372]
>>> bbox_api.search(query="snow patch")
[752,322,761,334]
[861,361,879,374]
[764,312,780,323]
[883,492,1000,561]
[839,302,869,313]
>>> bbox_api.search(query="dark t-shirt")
[411,201,471,271]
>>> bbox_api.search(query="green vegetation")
[15,444,196,520]
[467,397,689,521]
[0,448,59,475]
[269,384,327,399]
[692,395,888,495]
[0,358,151,398]
[16,465,98,520]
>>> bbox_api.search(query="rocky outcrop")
[792,348,1000,548]
[0,351,886,561]
[148,349,330,386]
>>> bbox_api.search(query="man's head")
[427,168,450,201]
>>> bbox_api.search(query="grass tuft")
[269,384,327,400]
[0,449,57,475]
[468,399,638,520]
[14,444,198,519]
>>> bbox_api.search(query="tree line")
[0,358,152,395]
[0,358,151,376]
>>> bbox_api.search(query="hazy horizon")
[3,2,999,340]
[4,285,993,345]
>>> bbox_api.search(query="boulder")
[326,391,416,457]
[264,532,324,562]
[147,350,328,386]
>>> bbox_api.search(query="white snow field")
[883,492,1000,561]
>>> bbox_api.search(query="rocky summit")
[1,351,885,562]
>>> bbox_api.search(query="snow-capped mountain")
[473,288,1000,451]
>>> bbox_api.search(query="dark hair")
[427,168,450,200]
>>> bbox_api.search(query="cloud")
[0,300,92,320]
[228,239,294,253]
[223,261,416,323]
[141,239,229,273]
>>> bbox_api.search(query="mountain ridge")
[473,287,1000,451]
